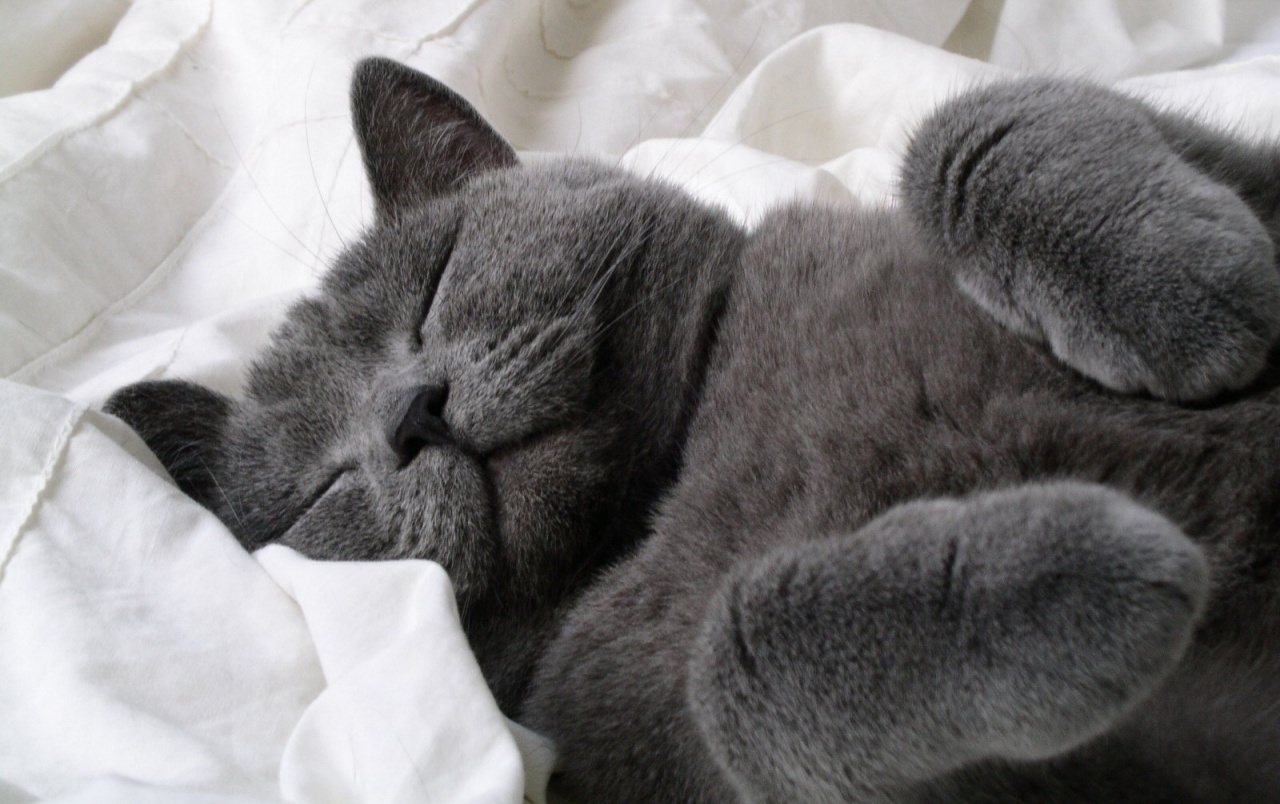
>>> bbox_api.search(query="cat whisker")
[559,212,649,335]
[633,17,766,181]
[305,60,349,253]
[196,454,247,534]
[219,207,322,274]
[680,102,834,186]
[211,104,326,268]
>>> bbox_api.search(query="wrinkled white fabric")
[3,1,1280,802]
[0,382,324,802]
[259,547,531,804]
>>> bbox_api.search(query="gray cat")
[105,58,1280,802]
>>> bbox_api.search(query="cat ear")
[104,380,233,513]
[351,57,517,222]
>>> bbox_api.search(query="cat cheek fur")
[440,315,598,455]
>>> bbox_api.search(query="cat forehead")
[321,157,693,326]
[450,157,668,239]
[359,157,660,275]
[243,158,674,402]
[325,159,638,301]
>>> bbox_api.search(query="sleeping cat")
[105,58,1280,802]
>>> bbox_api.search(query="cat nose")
[388,383,450,466]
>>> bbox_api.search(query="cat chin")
[381,449,494,540]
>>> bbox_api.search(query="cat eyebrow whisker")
[694,151,829,196]
[305,60,349,252]
[595,261,688,347]
[676,103,833,199]
[638,17,768,183]
[588,204,689,345]
[562,214,649,335]
[579,231,650,339]
[581,234,639,316]
[220,208,323,275]
[211,104,326,270]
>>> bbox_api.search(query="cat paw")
[689,482,1208,801]
[1027,181,1280,402]
[899,483,1210,758]
[902,78,1280,402]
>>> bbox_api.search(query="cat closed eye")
[410,239,456,351]
[303,465,356,511]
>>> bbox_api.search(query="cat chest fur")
[630,203,1279,634]
[516,201,1280,801]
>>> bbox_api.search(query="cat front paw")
[902,78,1280,402]
[906,483,1210,758]
[690,482,1209,802]
[1021,181,1280,402]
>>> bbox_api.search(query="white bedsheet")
[2,1,1279,802]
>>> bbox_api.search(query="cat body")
[107,61,1280,802]
[531,202,1280,801]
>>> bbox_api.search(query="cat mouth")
[387,444,499,569]
[393,420,454,469]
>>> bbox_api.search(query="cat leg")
[687,481,1208,804]
[900,78,1280,401]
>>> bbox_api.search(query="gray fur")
[690,483,1207,803]
[900,78,1280,401]
[105,60,1280,802]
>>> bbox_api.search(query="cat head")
[106,58,743,617]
